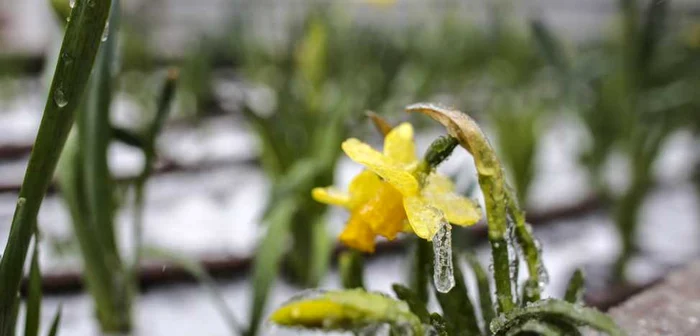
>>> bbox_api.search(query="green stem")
[504,188,542,303]
[0,0,111,326]
[481,173,515,313]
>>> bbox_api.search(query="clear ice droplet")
[54,88,68,108]
[433,221,455,293]
[69,0,76,9]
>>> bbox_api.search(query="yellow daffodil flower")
[342,123,481,240]
[312,170,406,253]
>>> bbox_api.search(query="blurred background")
[0,0,699,335]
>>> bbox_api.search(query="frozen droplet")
[69,0,76,9]
[53,88,68,108]
[101,22,110,42]
[61,52,73,65]
[432,221,454,293]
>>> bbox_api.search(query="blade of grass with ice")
[0,0,111,325]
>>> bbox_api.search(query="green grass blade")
[503,320,568,336]
[638,0,669,76]
[111,126,144,149]
[530,19,568,80]
[0,0,111,321]
[45,306,62,336]
[466,253,495,334]
[564,269,586,304]
[409,238,432,304]
[24,240,42,336]
[339,250,364,289]
[392,284,430,324]
[80,0,121,260]
[491,299,623,336]
[246,198,297,336]
[142,247,241,334]
[56,134,120,330]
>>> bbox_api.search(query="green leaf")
[409,238,432,304]
[111,126,144,149]
[503,320,567,336]
[141,247,241,334]
[247,198,297,336]
[392,284,430,324]
[434,257,482,336]
[530,19,568,80]
[270,289,423,334]
[490,299,624,336]
[0,0,112,324]
[564,269,586,304]
[46,306,62,336]
[340,250,365,289]
[24,240,42,336]
[466,253,495,334]
[429,313,449,336]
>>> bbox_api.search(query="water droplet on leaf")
[53,88,68,108]
[69,0,75,9]
[432,221,454,293]
[101,22,110,42]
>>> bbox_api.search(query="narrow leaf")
[466,253,495,333]
[340,250,365,289]
[504,320,567,336]
[0,0,112,324]
[392,284,430,324]
[24,240,42,336]
[247,199,297,336]
[46,306,62,336]
[490,299,623,336]
[564,269,586,304]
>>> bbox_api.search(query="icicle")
[432,220,454,293]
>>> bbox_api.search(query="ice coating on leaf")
[270,289,423,334]
[342,138,419,196]
[383,122,417,165]
[432,221,455,293]
[404,196,442,239]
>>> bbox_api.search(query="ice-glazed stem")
[505,188,545,303]
[407,103,518,312]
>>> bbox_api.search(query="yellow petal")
[384,122,417,165]
[339,215,376,253]
[423,174,481,226]
[430,193,481,226]
[312,187,351,208]
[403,196,443,240]
[423,173,455,194]
[342,139,419,196]
[348,170,383,208]
[356,183,406,240]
